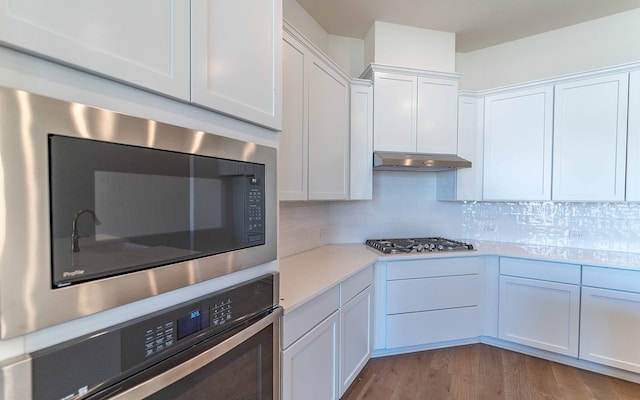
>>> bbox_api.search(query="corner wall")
[456,8,640,91]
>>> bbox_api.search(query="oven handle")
[109,306,282,400]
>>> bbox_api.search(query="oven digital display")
[177,308,210,340]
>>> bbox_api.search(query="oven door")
[93,307,281,400]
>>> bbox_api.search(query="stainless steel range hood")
[373,152,472,172]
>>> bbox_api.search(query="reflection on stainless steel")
[70,209,101,253]
[0,86,277,339]
[0,355,32,400]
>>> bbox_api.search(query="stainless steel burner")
[365,237,474,254]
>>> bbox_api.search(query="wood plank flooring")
[340,344,640,400]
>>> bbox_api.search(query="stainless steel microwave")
[0,87,277,339]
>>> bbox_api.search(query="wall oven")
[1,273,281,400]
[0,87,277,338]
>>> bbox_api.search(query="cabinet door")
[626,70,640,201]
[191,0,282,130]
[416,77,459,154]
[308,57,349,200]
[552,74,628,201]
[373,72,417,152]
[282,312,340,400]
[279,32,308,200]
[499,276,579,356]
[483,86,553,200]
[349,81,374,200]
[0,0,190,100]
[580,287,640,373]
[340,287,372,397]
[437,95,484,201]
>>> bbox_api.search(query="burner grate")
[365,237,474,254]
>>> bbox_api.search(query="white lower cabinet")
[282,311,340,400]
[384,257,481,349]
[580,266,640,373]
[282,266,373,399]
[498,258,580,357]
[340,286,372,396]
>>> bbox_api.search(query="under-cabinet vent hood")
[373,152,471,172]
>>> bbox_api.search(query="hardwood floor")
[341,344,640,400]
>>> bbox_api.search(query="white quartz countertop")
[279,240,640,314]
[278,244,379,314]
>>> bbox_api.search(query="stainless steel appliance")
[365,237,475,254]
[1,273,281,400]
[0,87,277,338]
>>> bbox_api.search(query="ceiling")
[295,0,640,52]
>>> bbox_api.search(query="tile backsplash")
[461,201,640,252]
[279,172,640,257]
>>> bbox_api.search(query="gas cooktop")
[365,237,474,254]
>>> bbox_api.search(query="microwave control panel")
[246,176,265,244]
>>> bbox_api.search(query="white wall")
[457,8,640,91]
[283,0,329,53]
[369,21,456,72]
[328,34,366,78]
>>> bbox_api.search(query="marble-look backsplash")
[461,201,640,252]
[279,172,640,257]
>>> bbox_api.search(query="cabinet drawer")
[341,265,373,306]
[386,257,480,280]
[386,307,478,348]
[500,257,580,284]
[387,275,479,314]
[282,285,340,349]
[583,266,640,292]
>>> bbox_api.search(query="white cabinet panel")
[386,307,479,349]
[580,286,640,373]
[0,0,190,100]
[499,275,580,356]
[281,285,339,349]
[279,22,350,201]
[483,86,553,200]
[349,80,374,200]
[387,275,479,314]
[308,58,350,200]
[340,287,372,396]
[282,311,340,400]
[373,72,417,152]
[627,70,640,201]
[437,95,484,201]
[416,77,458,154]
[500,257,581,285]
[372,67,460,155]
[279,32,308,200]
[552,74,628,201]
[191,0,282,130]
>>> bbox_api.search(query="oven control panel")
[119,276,272,370]
[30,273,277,400]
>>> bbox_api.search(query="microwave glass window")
[49,135,266,288]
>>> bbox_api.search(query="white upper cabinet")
[191,0,282,130]
[279,22,350,201]
[349,80,374,200]
[483,86,554,201]
[416,77,459,154]
[307,56,350,200]
[0,0,190,100]
[279,31,308,201]
[626,70,640,201]
[552,73,628,201]
[369,65,460,154]
[437,94,484,201]
[373,72,417,152]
